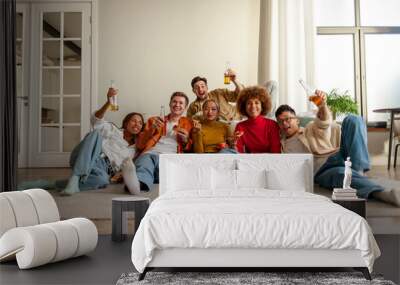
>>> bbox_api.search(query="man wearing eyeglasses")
[275,90,383,199]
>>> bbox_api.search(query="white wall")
[98,0,260,124]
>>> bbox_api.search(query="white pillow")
[167,162,212,192]
[212,168,237,190]
[238,157,308,192]
[266,164,306,191]
[236,169,267,189]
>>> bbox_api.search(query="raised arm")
[229,69,244,95]
[315,90,332,122]
[223,69,244,102]
[94,88,117,119]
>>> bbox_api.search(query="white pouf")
[0,189,98,269]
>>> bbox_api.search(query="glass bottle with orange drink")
[224,61,231,85]
[299,79,323,106]
[109,80,119,111]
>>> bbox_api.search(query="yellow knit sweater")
[192,120,232,153]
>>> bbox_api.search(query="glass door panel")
[64,12,82,38]
[42,69,60,94]
[63,126,81,152]
[43,12,61,38]
[42,41,60,66]
[41,97,60,124]
[63,97,81,123]
[63,40,81,66]
[63,69,81,94]
[41,126,60,152]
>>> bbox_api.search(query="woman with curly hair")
[234,86,281,153]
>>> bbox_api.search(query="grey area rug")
[116,272,395,285]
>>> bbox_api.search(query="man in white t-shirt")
[134,92,193,190]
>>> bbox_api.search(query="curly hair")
[236,86,271,117]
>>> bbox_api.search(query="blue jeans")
[135,153,160,190]
[315,115,383,198]
[219,148,238,154]
[57,130,110,191]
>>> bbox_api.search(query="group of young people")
[61,70,383,198]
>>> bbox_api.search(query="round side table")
[112,196,150,242]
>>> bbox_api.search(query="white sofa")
[0,189,98,269]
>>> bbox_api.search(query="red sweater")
[235,116,281,153]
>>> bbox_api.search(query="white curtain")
[258,0,316,115]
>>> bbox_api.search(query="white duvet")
[131,190,380,273]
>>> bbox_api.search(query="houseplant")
[326,89,358,120]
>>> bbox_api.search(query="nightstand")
[112,197,150,242]
[332,198,366,218]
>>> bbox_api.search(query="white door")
[16,4,30,167]
[29,2,92,167]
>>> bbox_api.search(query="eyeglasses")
[277,117,296,125]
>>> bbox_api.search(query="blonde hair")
[202,99,220,113]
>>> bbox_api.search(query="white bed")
[131,154,380,280]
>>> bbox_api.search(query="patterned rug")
[116,271,396,285]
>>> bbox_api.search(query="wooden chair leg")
[394,143,400,168]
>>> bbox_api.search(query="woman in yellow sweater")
[192,99,236,153]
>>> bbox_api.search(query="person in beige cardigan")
[275,90,383,199]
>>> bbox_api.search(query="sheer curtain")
[258,0,316,115]
[0,0,17,192]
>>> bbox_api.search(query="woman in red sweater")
[234,86,281,153]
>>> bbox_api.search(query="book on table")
[332,188,359,200]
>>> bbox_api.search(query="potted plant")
[326,89,358,120]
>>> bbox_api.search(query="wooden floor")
[17,167,71,182]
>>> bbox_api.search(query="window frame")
[316,0,400,125]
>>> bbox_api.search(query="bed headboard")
[159,154,314,195]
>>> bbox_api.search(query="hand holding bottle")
[108,80,119,111]
[192,119,202,132]
[299,79,325,107]
[312,90,327,106]
[152,117,163,129]
[224,62,236,84]
[107,87,118,99]
[175,127,189,144]
[232,130,244,144]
